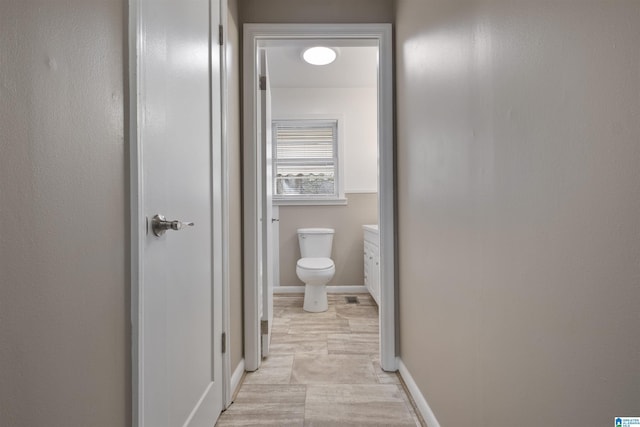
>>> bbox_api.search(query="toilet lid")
[297,257,334,270]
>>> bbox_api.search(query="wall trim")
[230,359,245,401]
[274,285,368,294]
[398,359,441,427]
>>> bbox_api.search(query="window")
[272,119,343,204]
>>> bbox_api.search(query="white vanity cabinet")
[363,225,380,305]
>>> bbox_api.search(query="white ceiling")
[266,45,378,89]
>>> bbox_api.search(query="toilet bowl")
[296,228,335,312]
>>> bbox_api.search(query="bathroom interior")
[265,41,382,319]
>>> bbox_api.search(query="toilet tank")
[297,228,335,258]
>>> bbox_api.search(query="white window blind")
[272,120,339,199]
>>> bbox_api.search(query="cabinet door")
[364,241,372,291]
[372,244,380,305]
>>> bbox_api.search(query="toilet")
[296,228,335,312]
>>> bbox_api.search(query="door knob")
[271,218,279,223]
[151,214,194,237]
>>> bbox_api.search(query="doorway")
[242,24,396,372]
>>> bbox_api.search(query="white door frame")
[129,0,231,423]
[242,23,397,371]
[218,0,234,409]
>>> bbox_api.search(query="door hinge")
[221,332,226,354]
[218,25,223,46]
[261,320,269,335]
[259,75,266,91]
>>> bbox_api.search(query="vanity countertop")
[362,224,379,233]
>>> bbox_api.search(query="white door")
[259,50,274,357]
[135,0,223,426]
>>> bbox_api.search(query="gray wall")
[240,0,394,23]
[278,193,378,286]
[226,0,244,379]
[0,1,129,426]
[395,1,640,426]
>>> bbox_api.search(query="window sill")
[273,197,348,206]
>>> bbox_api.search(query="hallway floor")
[216,293,422,426]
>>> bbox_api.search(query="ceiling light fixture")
[302,46,337,66]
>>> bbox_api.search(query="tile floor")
[216,293,423,426]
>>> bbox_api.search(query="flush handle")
[151,214,194,237]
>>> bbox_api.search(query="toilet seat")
[296,257,334,271]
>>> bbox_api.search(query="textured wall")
[226,0,245,379]
[278,193,378,286]
[395,0,640,425]
[0,1,129,426]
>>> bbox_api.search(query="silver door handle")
[271,218,279,223]
[151,214,194,237]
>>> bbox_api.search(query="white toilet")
[296,228,335,312]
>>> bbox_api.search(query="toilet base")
[303,283,328,312]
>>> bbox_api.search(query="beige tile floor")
[216,294,423,426]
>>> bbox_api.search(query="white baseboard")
[230,359,245,400]
[398,358,441,427]
[274,285,368,294]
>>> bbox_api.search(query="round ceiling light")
[302,46,337,66]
